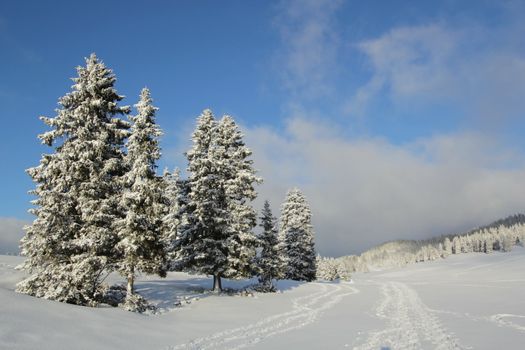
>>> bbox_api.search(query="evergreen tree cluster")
[175,110,262,291]
[316,255,350,281]
[18,54,318,310]
[340,214,525,273]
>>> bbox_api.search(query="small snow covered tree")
[316,256,338,281]
[438,243,445,258]
[316,256,350,281]
[463,236,473,253]
[257,200,284,289]
[335,259,351,281]
[18,54,130,305]
[280,188,316,281]
[452,236,461,254]
[501,234,514,252]
[484,234,494,253]
[115,88,166,310]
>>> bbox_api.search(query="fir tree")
[437,242,442,255]
[257,200,284,289]
[114,88,166,310]
[443,237,453,256]
[18,54,130,305]
[216,116,261,281]
[177,110,229,291]
[162,168,193,272]
[316,256,341,281]
[501,234,514,252]
[178,111,261,291]
[162,168,182,268]
[279,188,316,281]
[452,236,461,254]
[485,235,494,253]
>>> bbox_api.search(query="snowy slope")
[1,248,524,350]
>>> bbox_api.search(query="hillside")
[338,214,525,273]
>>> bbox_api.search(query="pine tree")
[452,236,461,254]
[316,256,350,281]
[501,234,514,252]
[114,88,166,310]
[443,237,452,255]
[316,256,337,281]
[162,167,192,272]
[279,188,316,281]
[216,116,261,281]
[178,111,261,291]
[257,200,284,289]
[485,234,494,253]
[177,110,228,291]
[17,54,130,305]
[162,168,182,268]
[438,243,445,258]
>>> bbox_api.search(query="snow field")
[1,247,524,349]
[353,281,464,350]
[354,247,525,349]
[169,282,357,350]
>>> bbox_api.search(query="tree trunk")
[127,271,134,296]
[213,273,222,292]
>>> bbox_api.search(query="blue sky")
[1,0,525,255]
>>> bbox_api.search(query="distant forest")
[316,214,525,281]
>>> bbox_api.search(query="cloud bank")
[0,217,27,254]
[246,121,525,256]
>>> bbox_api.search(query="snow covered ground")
[1,248,524,350]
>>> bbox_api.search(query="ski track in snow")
[353,281,466,350]
[167,282,358,350]
[489,314,525,332]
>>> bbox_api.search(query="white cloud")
[347,22,525,125]
[246,120,525,257]
[0,217,28,254]
[273,0,343,100]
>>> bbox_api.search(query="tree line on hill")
[336,214,525,273]
[17,54,317,311]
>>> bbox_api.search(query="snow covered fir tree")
[215,116,261,281]
[279,188,317,281]
[256,200,285,290]
[114,88,166,311]
[175,110,261,292]
[161,167,186,269]
[18,54,131,306]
